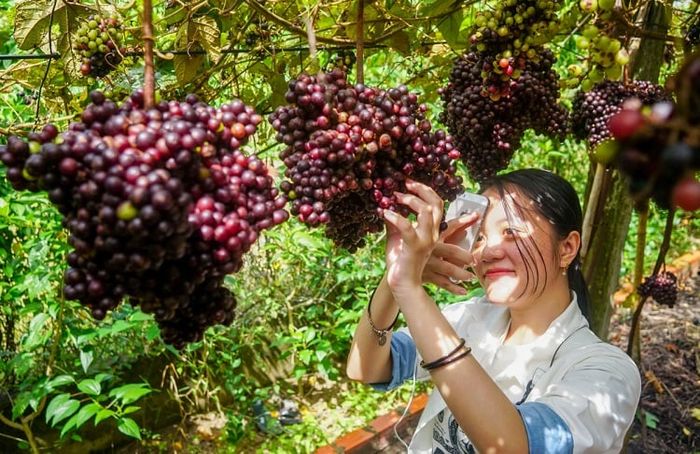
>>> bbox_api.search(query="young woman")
[346,169,640,453]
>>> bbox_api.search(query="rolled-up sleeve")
[369,331,417,391]
[517,401,573,453]
[533,350,641,453]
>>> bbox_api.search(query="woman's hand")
[423,214,479,294]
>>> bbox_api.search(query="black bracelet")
[366,285,400,346]
[424,346,472,371]
[420,338,468,369]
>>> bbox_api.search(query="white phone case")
[445,192,489,250]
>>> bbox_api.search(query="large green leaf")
[437,9,469,50]
[45,393,80,427]
[59,403,100,438]
[117,417,141,439]
[77,378,101,396]
[173,15,221,83]
[13,0,92,50]
[108,383,152,405]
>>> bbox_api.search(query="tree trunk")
[583,0,670,339]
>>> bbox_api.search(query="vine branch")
[356,0,365,84]
[143,0,155,108]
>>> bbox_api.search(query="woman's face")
[472,188,560,308]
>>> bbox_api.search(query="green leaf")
[419,0,458,16]
[14,0,93,50]
[117,417,142,439]
[173,16,220,83]
[122,405,140,415]
[94,408,115,425]
[23,312,50,348]
[437,9,469,50]
[128,310,152,322]
[47,374,75,391]
[12,392,32,420]
[77,379,101,396]
[108,383,152,405]
[79,350,93,374]
[59,403,100,438]
[388,30,411,55]
[644,410,659,429]
[298,349,312,365]
[46,393,80,427]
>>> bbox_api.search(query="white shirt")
[396,294,641,453]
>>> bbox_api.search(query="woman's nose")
[478,237,505,262]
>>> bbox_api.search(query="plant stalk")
[356,0,365,84]
[143,0,155,108]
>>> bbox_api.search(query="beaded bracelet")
[420,338,471,370]
[424,346,472,371]
[366,286,400,346]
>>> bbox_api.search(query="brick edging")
[318,250,700,453]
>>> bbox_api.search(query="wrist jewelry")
[366,288,400,346]
[420,338,471,370]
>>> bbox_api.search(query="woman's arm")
[382,180,527,453]
[346,215,476,384]
[345,273,398,384]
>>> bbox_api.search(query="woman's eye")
[504,228,517,236]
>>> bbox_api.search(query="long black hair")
[481,169,592,323]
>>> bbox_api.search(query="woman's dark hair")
[480,169,592,323]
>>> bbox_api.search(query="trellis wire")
[0,42,451,62]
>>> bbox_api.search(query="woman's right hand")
[423,213,479,294]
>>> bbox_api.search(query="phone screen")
[444,193,489,251]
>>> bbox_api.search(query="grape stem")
[628,200,649,361]
[356,0,365,84]
[143,0,155,108]
[626,207,675,358]
[581,162,605,259]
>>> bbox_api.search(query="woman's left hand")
[383,180,444,297]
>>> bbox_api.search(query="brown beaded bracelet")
[420,338,470,370]
[366,286,400,346]
[424,346,472,371]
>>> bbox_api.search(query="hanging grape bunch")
[565,0,630,88]
[468,0,564,96]
[74,15,125,78]
[604,53,700,211]
[325,50,357,74]
[269,69,463,251]
[637,271,678,308]
[441,49,569,183]
[571,80,670,148]
[0,91,288,348]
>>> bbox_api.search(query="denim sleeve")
[516,401,573,454]
[369,331,417,392]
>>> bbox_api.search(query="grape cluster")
[441,49,569,182]
[270,69,463,251]
[571,80,670,147]
[1,91,288,348]
[325,50,357,73]
[74,15,124,78]
[563,0,630,88]
[637,271,678,308]
[468,0,563,93]
[603,55,700,211]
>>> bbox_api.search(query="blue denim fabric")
[516,401,574,453]
[369,331,417,391]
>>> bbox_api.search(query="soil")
[610,270,700,453]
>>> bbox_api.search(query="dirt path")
[610,270,700,453]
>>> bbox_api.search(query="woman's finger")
[406,180,443,227]
[441,212,481,243]
[383,209,418,242]
[425,272,468,295]
[433,242,475,267]
[426,256,475,282]
[394,191,429,215]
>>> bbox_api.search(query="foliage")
[0,0,699,452]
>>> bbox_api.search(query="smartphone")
[444,192,489,251]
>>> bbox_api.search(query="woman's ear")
[559,230,581,268]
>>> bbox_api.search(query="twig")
[627,207,676,357]
[143,0,155,108]
[34,0,59,127]
[356,0,365,84]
